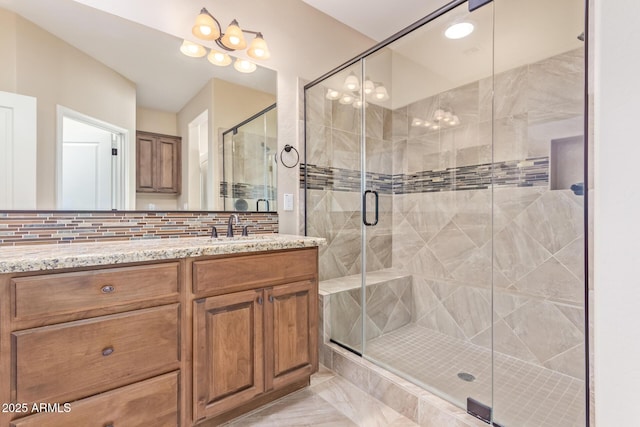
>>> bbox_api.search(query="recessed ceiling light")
[445,22,474,39]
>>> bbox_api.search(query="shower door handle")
[363,190,379,226]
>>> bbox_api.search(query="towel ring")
[280,144,299,168]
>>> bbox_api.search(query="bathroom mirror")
[0,0,277,212]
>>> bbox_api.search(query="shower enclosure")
[222,104,277,211]
[304,0,588,425]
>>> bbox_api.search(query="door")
[358,0,496,416]
[264,280,317,391]
[60,117,114,210]
[0,91,37,209]
[192,290,264,421]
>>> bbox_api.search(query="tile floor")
[222,366,419,427]
[365,324,586,427]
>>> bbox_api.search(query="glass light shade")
[411,118,423,127]
[445,22,474,39]
[192,12,220,41]
[353,99,367,109]
[363,79,375,95]
[207,49,232,66]
[234,58,257,73]
[374,85,389,101]
[326,89,341,100]
[449,115,460,126]
[339,94,354,104]
[343,73,360,91]
[180,40,207,58]
[434,109,446,121]
[221,20,247,50]
[247,34,270,60]
[443,111,453,122]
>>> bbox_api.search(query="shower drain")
[457,372,476,382]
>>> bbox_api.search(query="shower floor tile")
[364,324,586,427]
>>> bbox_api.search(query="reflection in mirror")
[222,104,278,212]
[0,0,277,212]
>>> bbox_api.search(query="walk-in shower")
[304,0,588,425]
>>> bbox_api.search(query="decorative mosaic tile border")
[0,211,278,246]
[301,156,549,193]
[220,181,277,199]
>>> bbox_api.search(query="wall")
[0,9,137,210]
[594,0,640,424]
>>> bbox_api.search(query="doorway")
[57,106,127,210]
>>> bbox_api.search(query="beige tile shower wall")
[392,48,587,380]
[395,189,586,379]
[0,211,278,246]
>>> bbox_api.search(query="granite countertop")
[0,234,326,274]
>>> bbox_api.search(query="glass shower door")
[360,0,496,416]
[491,0,587,425]
[305,62,366,352]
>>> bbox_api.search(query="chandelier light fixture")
[326,73,389,108]
[180,7,270,73]
[411,108,460,130]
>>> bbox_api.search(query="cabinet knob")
[102,346,114,356]
[104,424,114,427]
[269,295,274,303]
[257,296,263,305]
[101,285,115,294]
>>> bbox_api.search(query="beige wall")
[1,9,137,209]
[177,78,276,211]
[136,107,178,135]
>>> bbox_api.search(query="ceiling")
[2,0,584,112]
[301,0,450,42]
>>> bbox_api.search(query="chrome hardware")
[102,346,114,356]
[269,295,274,303]
[227,214,240,237]
[101,285,115,294]
[257,296,263,305]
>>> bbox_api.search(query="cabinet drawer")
[12,304,180,404]
[193,248,317,295]
[12,263,179,321]
[10,372,179,427]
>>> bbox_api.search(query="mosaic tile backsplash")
[0,211,278,246]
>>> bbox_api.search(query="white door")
[0,91,37,209]
[60,117,114,210]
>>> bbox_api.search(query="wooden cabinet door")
[136,133,155,192]
[155,136,180,193]
[193,289,264,421]
[264,279,318,391]
[135,131,181,194]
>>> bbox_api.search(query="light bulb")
[339,94,354,104]
[445,22,474,39]
[234,58,257,73]
[374,85,389,101]
[247,34,270,60]
[363,80,375,95]
[343,73,360,91]
[431,124,440,130]
[326,89,341,100]
[199,26,212,36]
[434,109,445,121]
[207,49,231,66]
[422,121,432,127]
[443,112,452,122]
[180,40,206,58]
[411,118,423,127]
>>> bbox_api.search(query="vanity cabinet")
[2,262,181,426]
[136,130,181,194]
[0,244,320,427]
[191,248,318,424]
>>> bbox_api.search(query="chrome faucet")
[227,214,240,237]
